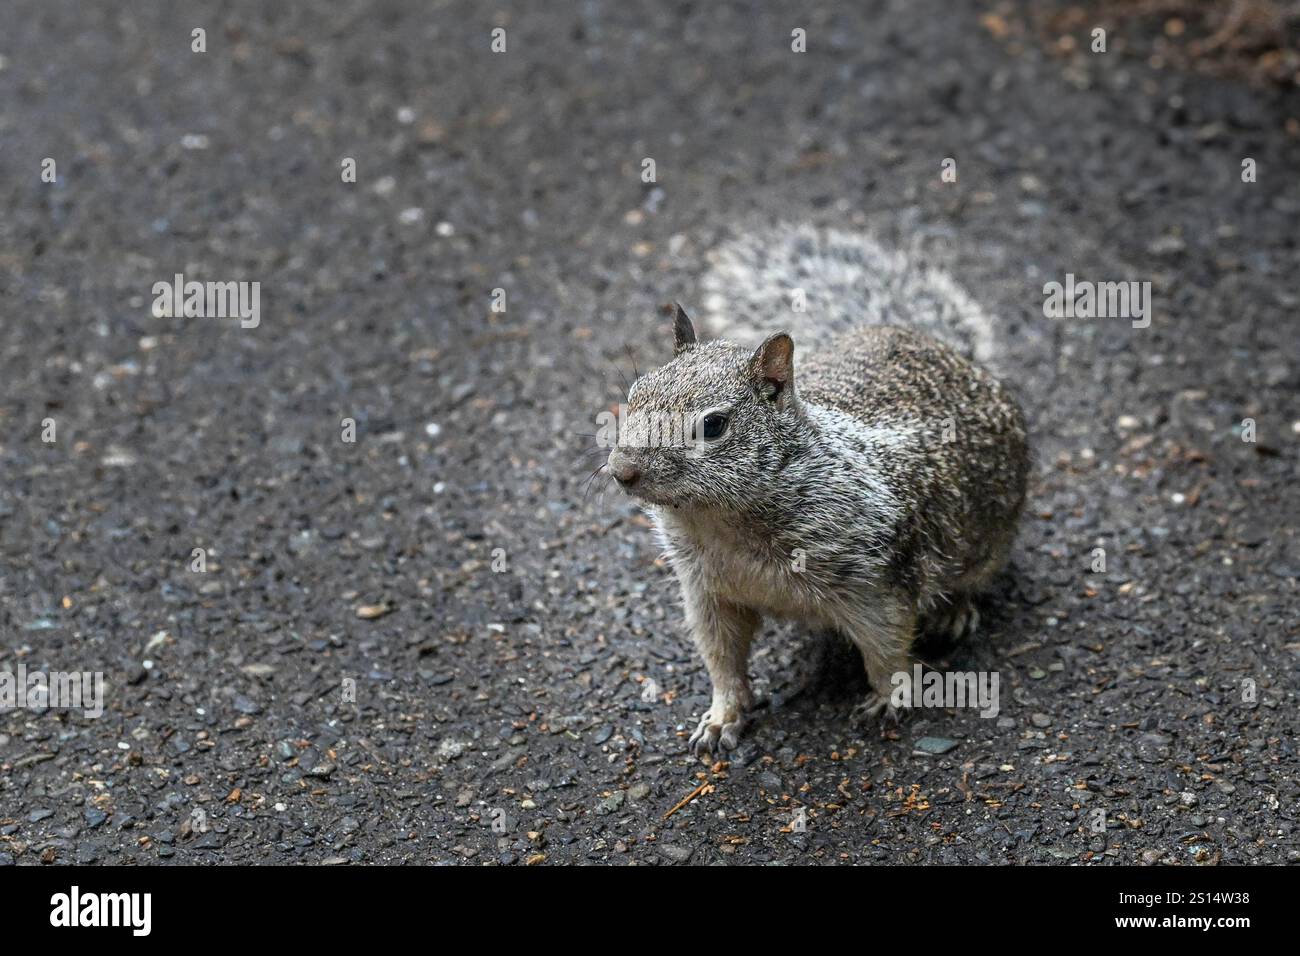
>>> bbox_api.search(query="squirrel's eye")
[700,412,729,440]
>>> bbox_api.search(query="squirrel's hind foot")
[923,599,980,644]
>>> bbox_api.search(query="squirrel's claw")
[852,691,906,726]
[925,601,980,644]
[689,711,746,758]
[948,604,979,641]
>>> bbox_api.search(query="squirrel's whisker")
[613,362,631,395]
[571,448,608,468]
[581,463,610,504]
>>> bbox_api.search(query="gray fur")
[608,295,1029,758]
[702,223,997,364]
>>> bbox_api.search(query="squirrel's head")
[606,304,802,510]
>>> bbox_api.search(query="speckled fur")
[701,223,998,363]
[608,309,1029,757]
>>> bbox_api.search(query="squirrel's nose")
[608,451,641,487]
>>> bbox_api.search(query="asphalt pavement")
[0,0,1297,865]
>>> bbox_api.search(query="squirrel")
[606,225,1030,757]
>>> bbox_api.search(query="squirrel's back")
[800,323,1029,606]
[801,324,1017,429]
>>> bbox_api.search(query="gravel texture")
[0,0,1297,865]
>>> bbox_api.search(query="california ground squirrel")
[606,227,1029,757]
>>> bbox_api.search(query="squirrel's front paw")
[688,707,747,758]
[852,691,906,725]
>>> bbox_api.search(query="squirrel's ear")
[750,332,795,402]
[672,303,697,354]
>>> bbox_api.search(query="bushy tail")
[700,224,995,363]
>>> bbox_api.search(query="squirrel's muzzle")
[607,449,641,488]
